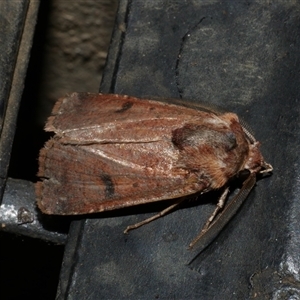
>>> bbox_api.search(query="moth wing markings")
[37,139,207,215]
[82,142,179,173]
[45,93,224,144]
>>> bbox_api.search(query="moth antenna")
[240,120,257,143]
[188,173,256,256]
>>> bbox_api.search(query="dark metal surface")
[0,2,65,298]
[0,0,60,242]
[0,1,27,131]
[0,1,39,199]
[57,1,300,299]
[0,178,67,244]
[0,1,69,246]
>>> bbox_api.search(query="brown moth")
[36,93,272,250]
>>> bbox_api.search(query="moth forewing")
[36,93,272,250]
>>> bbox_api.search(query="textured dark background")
[1,1,117,299]
[1,0,300,299]
[59,1,300,299]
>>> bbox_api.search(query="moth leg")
[124,198,185,234]
[202,187,230,231]
[189,187,229,248]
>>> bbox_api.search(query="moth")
[36,93,272,251]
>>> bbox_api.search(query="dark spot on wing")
[115,101,133,113]
[172,124,208,150]
[172,124,238,152]
[224,132,237,151]
[99,173,115,198]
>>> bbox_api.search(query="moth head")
[243,141,273,175]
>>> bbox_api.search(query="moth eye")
[237,169,250,181]
[225,132,237,151]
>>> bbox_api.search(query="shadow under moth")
[36,93,272,252]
